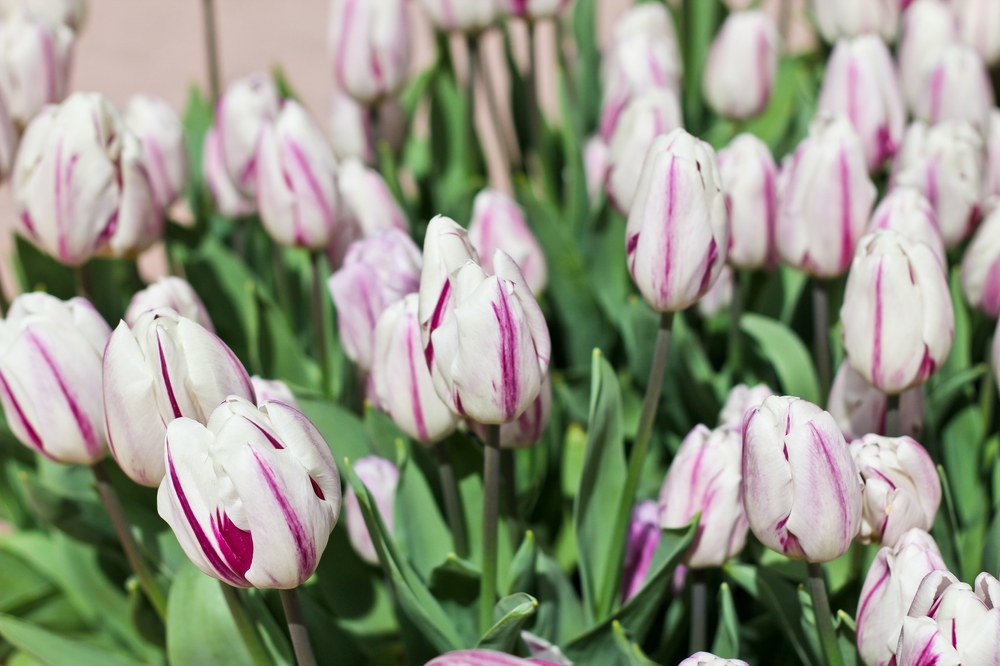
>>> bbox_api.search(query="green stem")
[435,442,469,559]
[813,280,831,406]
[310,251,330,396]
[220,584,272,666]
[480,424,501,635]
[201,0,221,104]
[807,562,844,666]
[728,269,746,381]
[690,570,707,653]
[885,393,900,438]
[279,588,317,666]
[74,264,91,300]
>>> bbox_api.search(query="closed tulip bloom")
[679,654,750,666]
[742,395,863,562]
[468,188,547,295]
[416,0,503,33]
[103,130,162,259]
[610,1,679,46]
[868,187,946,269]
[775,115,876,278]
[828,359,924,440]
[0,292,110,464]
[508,0,569,19]
[125,276,214,331]
[217,73,281,197]
[812,0,900,43]
[718,382,774,434]
[328,228,422,371]
[703,11,778,121]
[123,94,187,210]
[103,307,255,487]
[328,0,409,105]
[429,251,550,423]
[469,374,551,447]
[988,110,1000,201]
[158,396,341,589]
[660,425,749,568]
[856,528,948,666]
[954,0,1000,66]
[584,135,609,202]
[914,44,994,134]
[626,129,729,312]
[343,455,398,565]
[250,376,299,409]
[818,35,905,173]
[418,215,479,351]
[898,0,960,113]
[621,500,661,601]
[0,11,72,129]
[892,120,984,248]
[425,650,563,666]
[202,125,254,217]
[338,157,409,238]
[717,133,778,269]
[329,91,374,164]
[962,207,1000,317]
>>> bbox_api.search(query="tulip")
[371,294,459,444]
[868,187,946,269]
[988,109,1000,201]
[828,359,924,441]
[158,396,341,589]
[521,633,571,665]
[898,0,960,113]
[679,653,750,666]
[953,0,1000,66]
[216,72,281,197]
[328,228,422,371]
[429,250,550,423]
[718,382,774,435]
[104,130,163,259]
[0,0,86,31]
[125,276,214,331]
[583,135,609,202]
[610,1,679,46]
[913,44,994,134]
[696,264,733,318]
[202,125,255,217]
[123,94,187,210]
[775,115,877,278]
[424,650,563,666]
[469,374,551,447]
[856,528,948,666]
[817,35,905,173]
[892,120,984,249]
[250,376,299,409]
[717,133,778,270]
[468,188,547,295]
[327,0,409,106]
[742,395,863,562]
[338,157,409,238]
[962,207,1000,317]
[507,0,569,20]
[812,0,900,43]
[416,0,503,33]
[0,292,110,464]
[329,91,374,164]
[343,455,398,566]
[103,307,255,487]
[703,11,778,121]
[620,499,661,602]
[0,11,72,129]
[626,129,729,312]
[418,215,479,352]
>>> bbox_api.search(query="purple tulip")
[0,11,72,129]
[913,43,994,134]
[250,376,299,409]
[0,292,110,464]
[469,374,551,448]
[703,10,778,121]
[338,157,409,237]
[868,187,946,269]
[328,0,409,105]
[216,73,281,197]
[962,208,1000,317]
[717,133,778,270]
[468,188,547,295]
[718,382,774,435]
[158,396,341,589]
[828,359,924,440]
[123,94,187,210]
[125,276,214,332]
[679,653,749,666]
[343,455,398,566]
[621,500,661,601]
[812,0,900,43]
[424,650,563,666]
[417,215,479,358]
[898,0,959,113]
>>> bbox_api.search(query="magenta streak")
[145,139,173,208]
[0,369,44,452]
[698,239,719,294]
[54,136,67,261]
[838,147,854,272]
[808,421,852,543]
[926,164,939,210]
[492,283,520,420]
[286,139,335,235]
[245,417,284,449]
[763,162,777,265]
[310,478,325,500]
[950,619,956,648]
[250,446,314,578]
[929,66,944,124]
[39,27,56,102]
[599,98,626,141]
[424,280,452,368]
[869,467,898,491]
[917,345,937,382]
[846,58,860,129]
[157,332,183,419]
[211,509,254,578]
[405,326,429,441]
[20,212,36,238]
[872,258,885,387]
[856,567,890,632]
[647,49,666,87]
[659,156,678,303]
[334,0,358,88]
[913,636,941,666]
[28,332,100,457]
[511,0,527,14]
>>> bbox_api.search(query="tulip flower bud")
[892,120,984,248]
[158,396,341,589]
[418,215,479,350]
[626,129,729,312]
[703,11,778,121]
[102,130,163,259]
[962,207,1000,317]
[328,0,409,105]
[818,35,905,173]
[914,44,994,134]
[717,133,778,270]
[868,187,946,269]
[123,94,187,210]
[125,276,214,331]
[696,264,732,318]
[416,0,503,33]
[469,374,551,447]
[775,115,877,278]
[425,650,561,666]
[718,382,774,434]
[679,653,749,666]
[343,455,398,565]
[0,292,110,464]
[828,359,924,441]
[841,230,954,394]
[329,91,374,165]
[584,135,609,202]
[0,11,72,129]
[856,528,948,666]
[337,157,409,238]
[508,0,569,19]
[812,0,900,43]
[250,376,299,409]
[0,0,85,31]
[429,251,551,424]
[202,125,254,217]
[622,500,660,601]
[468,188,547,295]
[610,1,679,46]
[103,308,255,487]
[988,110,1000,201]
[660,425,749,568]
[217,73,281,197]
[743,395,863,562]
[898,0,960,113]
[954,0,1000,66]
[328,228,421,371]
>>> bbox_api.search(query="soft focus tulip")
[123,94,187,210]
[660,425,749,568]
[520,633,571,665]
[954,0,1000,66]
[868,187,945,269]
[429,250,550,424]
[250,376,299,409]
[988,110,1000,201]
[817,35,905,173]
[898,0,960,113]
[468,188,547,295]
[703,11,778,121]
[851,435,940,546]
[892,120,984,248]
[742,395,863,562]
[469,374,551,447]
[775,115,876,278]
[338,157,409,238]
[103,308,255,487]
[343,455,398,566]
[0,11,72,129]
[812,0,900,43]
[717,133,778,270]
[913,44,994,134]
[0,0,85,31]
[583,135,609,202]
[202,125,254,217]
[621,499,660,601]
[158,396,341,589]
[841,230,954,394]
[125,276,213,331]
[718,382,774,435]
[328,228,422,371]
[962,207,1000,317]
[626,129,729,312]
[424,650,562,666]
[828,360,924,441]
[606,88,683,215]
[416,0,503,33]
[418,215,479,351]
[217,73,281,197]
[696,264,732,318]
[679,654,749,666]
[895,571,1000,665]
[329,91,374,164]
[0,93,14,181]
[103,130,163,258]
[0,292,110,464]
[856,528,948,666]
[328,0,409,105]
[371,294,458,444]
[507,0,569,19]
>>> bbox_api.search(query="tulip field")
[2,0,1000,665]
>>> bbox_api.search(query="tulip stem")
[812,280,831,405]
[201,0,221,104]
[435,442,469,559]
[279,588,317,666]
[220,584,273,666]
[807,562,844,666]
[480,423,501,635]
[728,269,747,380]
[689,570,708,653]
[885,394,900,437]
[91,461,168,622]
[310,251,329,396]
[74,265,91,300]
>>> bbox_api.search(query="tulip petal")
[895,616,961,666]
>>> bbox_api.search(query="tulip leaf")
[741,313,821,405]
[610,620,658,666]
[475,593,538,653]
[506,531,537,596]
[711,582,740,659]
[256,287,321,391]
[983,510,1000,578]
[571,0,600,133]
[298,398,371,477]
[0,614,150,666]
[533,553,588,646]
[395,445,454,581]
[941,405,987,528]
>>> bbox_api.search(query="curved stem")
[480,424,501,634]
[280,588,317,666]
[807,562,844,666]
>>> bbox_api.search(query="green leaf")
[941,406,987,527]
[297,398,371,477]
[711,582,740,659]
[0,614,149,666]
[256,288,321,390]
[610,621,659,666]
[742,313,821,404]
[561,424,588,498]
[571,0,600,132]
[506,531,537,596]
[533,553,587,646]
[395,444,454,581]
[476,593,538,653]
[0,551,56,614]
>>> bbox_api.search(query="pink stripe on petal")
[250,447,315,580]
[0,369,44,453]
[27,332,100,458]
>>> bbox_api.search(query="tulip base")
[280,587,317,666]
[480,424,501,635]
[435,443,469,559]
[689,569,707,653]
[812,281,831,405]
[807,562,844,666]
